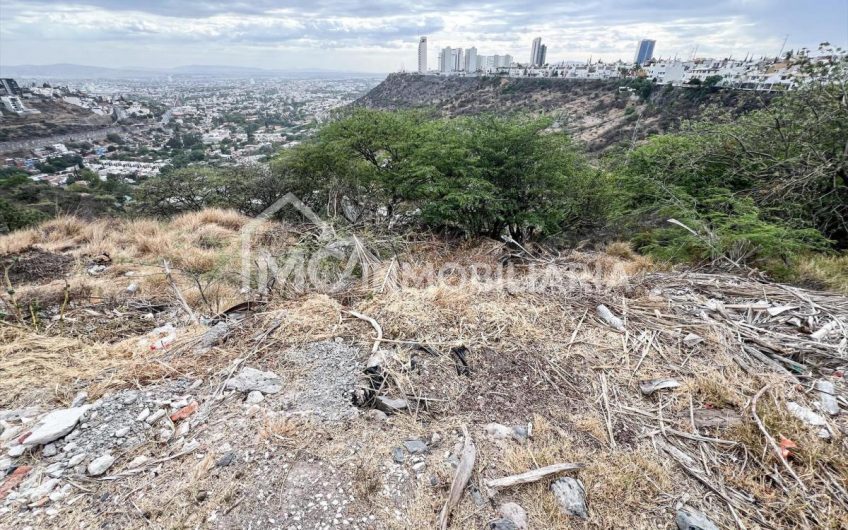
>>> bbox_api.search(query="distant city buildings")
[635,39,656,65]
[418,37,427,74]
[530,38,547,67]
[0,78,22,97]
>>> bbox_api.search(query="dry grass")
[795,253,848,294]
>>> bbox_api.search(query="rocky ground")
[1,212,846,529]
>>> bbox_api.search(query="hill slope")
[356,73,773,151]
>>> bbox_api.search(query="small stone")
[67,452,87,467]
[49,484,72,502]
[815,380,840,416]
[374,396,408,413]
[42,443,58,457]
[87,454,115,476]
[489,518,518,530]
[127,456,149,468]
[216,452,235,467]
[70,392,88,408]
[511,425,529,443]
[45,461,65,478]
[8,445,25,457]
[27,478,59,501]
[126,282,139,294]
[411,462,426,472]
[676,506,719,530]
[146,409,166,425]
[551,478,588,519]
[498,502,528,530]
[136,408,151,422]
[430,432,442,445]
[403,440,428,455]
[0,457,12,472]
[366,409,388,422]
[225,367,283,394]
[246,391,265,404]
[391,447,405,464]
[61,442,78,453]
[114,427,131,438]
[245,404,261,416]
[471,488,484,506]
[120,392,138,405]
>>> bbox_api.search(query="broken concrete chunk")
[815,380,840,416]
[374,396,408,413]
[551,477,588,519]
[639,378,681,396]
[225,367,283,394]
[22,405,91,447]
[786,401,831,438]
[597,304,625,331]
[676,506,719,530]
[498,502,528,530]
[87,453,115,476]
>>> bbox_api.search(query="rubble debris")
[597,304,625,331]
[0,465,31,500]
[245,390,265,404]
[21,406,91,447]
[551,477,588,519]
[87,453,115,476]
[283,341,360,421]
[169,401,198,422]
[70,392,88,408]
[639,378,681,396]
[391,447,405,464]
[815,380,840,416]
[786,401,831,439]
[194,321,230,353]
[126,282,139,294]
[225,367,283,394]
[675,506,719,530]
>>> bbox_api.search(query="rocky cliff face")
[356,73,772,151]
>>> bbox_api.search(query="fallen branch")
[438,425,476,530]
[162,260,199,325]
[485,462,585,491]
[347,310,383,353]
[751,384,807,492]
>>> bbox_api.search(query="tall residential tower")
[634,39,656,65]
[418,37,427,74]
[530,37,542,66]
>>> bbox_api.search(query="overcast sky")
[1,0,846,72]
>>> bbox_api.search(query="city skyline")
[1,0,846,73]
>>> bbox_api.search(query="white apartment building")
[418,37,427,74]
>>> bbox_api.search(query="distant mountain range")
[0,63,385,80]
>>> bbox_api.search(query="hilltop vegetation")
[355,73,775,151]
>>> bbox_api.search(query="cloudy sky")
[1,0,846,72]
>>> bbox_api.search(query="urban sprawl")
[416,36,833,91]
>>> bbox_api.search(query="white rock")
[136,408,151,422]
[246,391,265,404]
[8,444,25,457]
[245,404,261,417]
[22,406,91,447]
[146,409,166,425]
[114,427,131,438]
[0,456,12,472]
[45,461,65,478]
[67,453,87,467]
[225,367,283,394]
[27,478,59,501]
[70,391,88,408]
[61,442,78,454]
[87,454,115,476]
[49,484,72,503]
[126,282,139,294]
[42,443,58,457]
[676,506,719,530]
[127,455,149,468]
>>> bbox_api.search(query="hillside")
[0,211,846,529]
[356,74,773,151]
[0,99,114,143]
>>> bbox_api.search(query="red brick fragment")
[169,401,198,422]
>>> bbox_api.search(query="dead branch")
[162,259,199,325]
[347,310,383,353]
[751,384,807,492]
[485,462,585,491]
[438,425,476,530]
